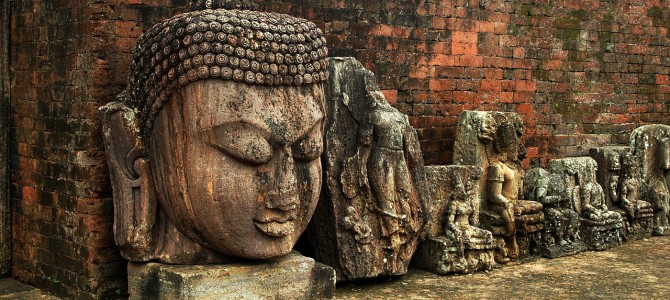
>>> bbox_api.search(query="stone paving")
[1,236,669,299]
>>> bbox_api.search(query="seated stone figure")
[630,125,670,235]
[550,157,623,251]
[589,147,652,240]
[524,167,585,258]
[413,166,495,274]
[100,1,330,264]
[453,111,544,264]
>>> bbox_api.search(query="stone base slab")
[128,252,335,300]
[412,237,495,275]
[541,241,587,258]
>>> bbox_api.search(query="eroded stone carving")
[453,111,544,264]
[307,57,427,281]
[549,157,623,250]
[101,2,330,264]
[589,147,653,241]
[523,167,585,258]
[630,124,670,236]
[413,166,495,274]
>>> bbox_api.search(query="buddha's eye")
[292,121,323,162]
[201,123,272,165]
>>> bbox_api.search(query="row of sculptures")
[99,1,670,297]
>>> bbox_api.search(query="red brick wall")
[257,0,670,166]
[8,0,670,298]
[9,0,187,298]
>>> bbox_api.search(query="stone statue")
[589,147,653,240]
[413,166,495,274]
[523,167,585,258]
[550,157,623,251]
[100,1,330,264]
[307,57,427,281]
[453,111,544,264]
[648,138,670,234]
[629,124,670,236]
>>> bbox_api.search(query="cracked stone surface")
[337,236,670,299]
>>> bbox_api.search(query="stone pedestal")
[413,237,494,274]
[128,252,335,300]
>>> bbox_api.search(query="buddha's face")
[148,80,324,259]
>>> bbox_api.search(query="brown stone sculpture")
[307,57,427,281]
[630,124,670,236]
[453,111,544,264]
[412,166,496,274]
[550,157,623,251]
[523,167,585,258]
[100,1,330,264]
[589,147,653,241]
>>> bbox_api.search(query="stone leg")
[128,252,336,300]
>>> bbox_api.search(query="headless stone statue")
[629,125,670,236]
[524,167,585,258]
[308,57,427,281]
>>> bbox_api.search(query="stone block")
[127,252,335,300]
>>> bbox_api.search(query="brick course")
[8,0,670,298]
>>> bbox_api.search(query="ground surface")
[1,236,669,299]
[337,236,670,299]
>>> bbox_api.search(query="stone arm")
[357,112,374,191]
[609,175,620,205]
[402,115,422,167]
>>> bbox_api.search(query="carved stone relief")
[630,124,670,236]
[589,147,653,241]
[523,167,586,258]
[453,111,544,264]
[549,157,624,250]
[413,165,495,274]
[307,57,428,281]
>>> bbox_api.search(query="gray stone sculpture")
[589,147,653,240]
[630,124,670,236]
[101,1,335,298]
[413,165,496,274]
[453,111,544,264]
[523,167,586,258]
[550,157,623,250]
[307,57,428,281]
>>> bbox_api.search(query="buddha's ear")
[99,100,157,261]
[99,101,144,179]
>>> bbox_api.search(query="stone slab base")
[623,217,653,242]
[412,237,495,275]
[541,241,587,258]
[581,225,623,251]
[128,252,336,300]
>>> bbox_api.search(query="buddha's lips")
[253,208,297,237]
[253,219,296,237]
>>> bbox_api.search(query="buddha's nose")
[266,146,299,211]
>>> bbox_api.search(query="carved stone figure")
[101,0,330,265]
[550,157,623,250]
[630,124,670,236]
[453,111,544,264]
[307,57,427,281]
[523,167,585,258]
[413,166,496,274]
[589,147,653,240]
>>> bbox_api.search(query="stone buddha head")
[101,1,328,261]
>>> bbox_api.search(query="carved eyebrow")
[204,120,271,141]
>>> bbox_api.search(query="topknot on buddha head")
[190,0,259,11]
[122,3,329,140]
